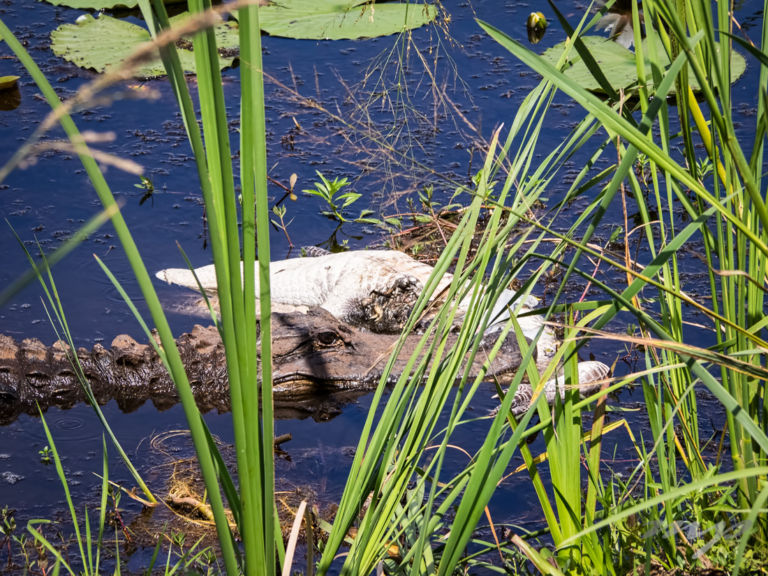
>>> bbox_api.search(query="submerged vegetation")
[1,0,768,574]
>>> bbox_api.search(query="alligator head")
[269,308,526,392]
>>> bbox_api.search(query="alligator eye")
[316,331,341,346]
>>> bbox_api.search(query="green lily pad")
[50,13,239,79]
[259,0,438,40]
[0,76,19,90]
[541,35,746,95]
[43,0,184,9]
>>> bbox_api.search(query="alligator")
[157,249,561,360]
[157,249,612,407]
[0,251,609,425]
[0,307,609,426]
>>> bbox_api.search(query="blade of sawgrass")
[175,244,220,327]
[333,85,592,573]
[139,0,217,233]
[438,337,551,574]
[26,519,73,576]
[606,7,711,508]
[319,131,518,574]
[547,320,601,567]
[655,2,764,213]
[94,256,158,351]
[433,129,591,570]
[36,411,89,575]
[629,12,699,488]
[0,17,240,575]
[546,0,620,102]
[732,482,768,576]
[645,0,768,541]
[94,250,247,535]
[403,138,519,572]
[449,307,614,572]
[486,28,694,383]
[504,0,768,560]
[92,252,247,531]
[486,16,760,346]
[320,59,629,572]
[524,168,764,564]
[560,465,768,547]
[10,230,157,504]
[139,0,275,571]
[239,3,277,571]
[317,194,475,572]
[0,206,117,308]
[96,438,109,576]
[517,202,765,565]
[479,20,768,257]
[550,258,768,456]
[345,188,490,573]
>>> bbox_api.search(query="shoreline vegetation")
[1,0,767,574]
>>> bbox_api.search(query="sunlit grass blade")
[36,410,87,575]
[8,228,158,505]
[479,20,768,257]
[0,206,116,308]
[138,0,275,572]
[561,466,768,547]
[0,16,239,573]
[238,3,277,572]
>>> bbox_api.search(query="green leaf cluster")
[303,170,378,224]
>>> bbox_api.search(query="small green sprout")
[38,445,52,465]
[303,171,380,225]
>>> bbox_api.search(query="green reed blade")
[10,228,158,505]
[0,16,239,574]
[0,207,116,308]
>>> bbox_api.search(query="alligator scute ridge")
[0,307,558,425]
[0,323,229,424]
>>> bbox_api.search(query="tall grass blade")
[0,16,239,573]
[9,229,157,504]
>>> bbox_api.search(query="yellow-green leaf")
[0,75,19,90]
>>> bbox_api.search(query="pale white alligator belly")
[157,251,435,312]
[157,250,557,363]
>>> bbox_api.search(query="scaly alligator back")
[0,308,537,425]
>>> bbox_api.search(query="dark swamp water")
[0,0,765,571]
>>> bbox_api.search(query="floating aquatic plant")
[541,34,746,94]
[42,0,183,9]
[0,75,19,90]
[50,12,239,78]
[258,0,438,40]
[50,2,438,78]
